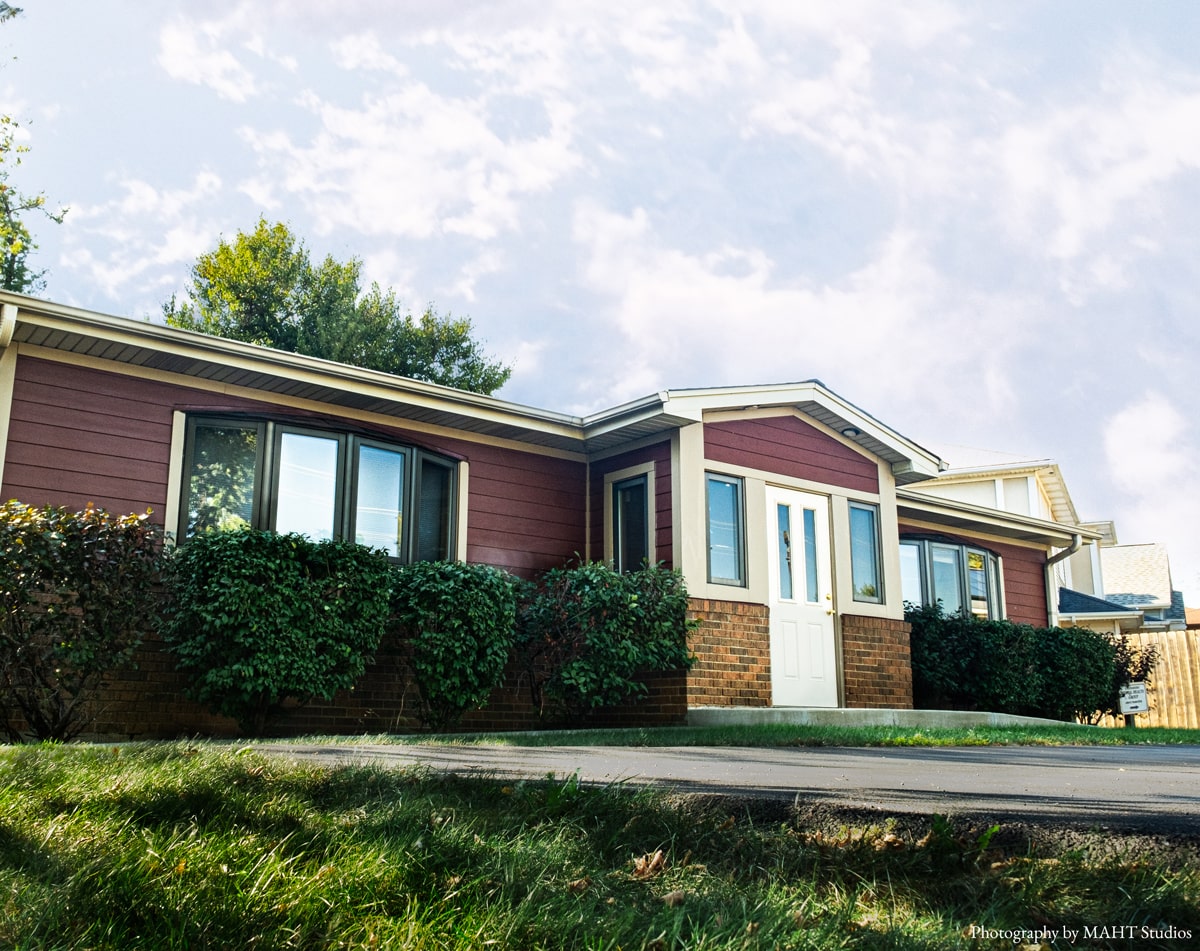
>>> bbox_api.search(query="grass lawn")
[279,722,1200,750]
[1,742,1197,949]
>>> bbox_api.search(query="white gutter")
[1045,533,1084,628]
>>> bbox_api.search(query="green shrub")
[0,500,165,741]
[907,604,1040,714]
[1030,624,1116,721]
[160,530,392,735]
[907,604,1126,722]
[390,560,517,730]
[516,562,696,719]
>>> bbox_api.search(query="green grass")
[1,742,1197,949]
[276,722,1200,749]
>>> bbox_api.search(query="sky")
[5,1,1200,602]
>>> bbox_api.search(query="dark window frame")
[848,500,883,603]
[899,535,1003,619]
[611,473,651,573]
[705,472,746,587]
[179,414,458,562]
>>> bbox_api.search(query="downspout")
[1044,534,1083,628]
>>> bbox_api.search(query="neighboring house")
[1100,543,1187,631]
[895,458,1100,628]
[0,291,947,734]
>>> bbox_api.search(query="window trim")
[178,413,458,562]
[602,462,656,572]
[705,472,746,587]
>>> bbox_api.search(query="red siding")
[898,523,1049,627]
[2,356,585,577]
[588,440,673,567]
[704,416,878,493]
[3,358,177,514]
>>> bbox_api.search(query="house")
[1099,543,1187,632]
[895,458,1101,628]
[0,290,1105,734]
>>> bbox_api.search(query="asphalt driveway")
[260,742,1200,836]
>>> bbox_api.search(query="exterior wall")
[703,416,879,494]
[841,615,913,709]
[898,521,1050,627]
[685,599,772,707]
[588,440,673,566]
[67,634,687,740]
[1,355,586,578]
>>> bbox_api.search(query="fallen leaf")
[633,849,668,879]
[567,877,590,894]
[662,890,686,907]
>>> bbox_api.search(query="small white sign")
[1119,682,1149,715]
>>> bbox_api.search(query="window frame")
[611,473,651,573]
[899,536,1003,619]
[848,500,883,604]
[705,472,746,587]
[178,414,458,563]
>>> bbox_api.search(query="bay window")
[180,415,457,561]
[899,536,1002,619]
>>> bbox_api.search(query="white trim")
[602,461,656,566]
[0,344,17,491]
[0,303,16,349]
[163,411,187,544]
[455,461,470,562]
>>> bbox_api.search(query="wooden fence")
[1097,628,1200,729]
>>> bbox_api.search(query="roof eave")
[897,488,1101,547]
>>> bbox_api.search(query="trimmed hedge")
[160,529,393,736]
[906,604,1122,721]
[390,560,517,730]
[516,561,696,719]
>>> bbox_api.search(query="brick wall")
[840,614,913,709]
[71,634,686,741]
[685,598,772,707]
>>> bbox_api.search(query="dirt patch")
[667,792,1200,868]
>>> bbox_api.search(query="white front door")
[764,486,838,707]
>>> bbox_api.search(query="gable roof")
[1,291,943,479]
[1058,587,1142,616]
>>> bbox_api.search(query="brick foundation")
[61,634,687,741]
[685,598,772,707]
[840,614,913,709]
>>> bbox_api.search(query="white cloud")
[57,172,225,302]
[157,18,261,102]
[569,200,1030,423]
[1103,392,1200,600]
[241,78,581,241]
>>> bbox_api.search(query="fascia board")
[897,488,1102,546]
[651,382,944,480]
[7,293,588,443]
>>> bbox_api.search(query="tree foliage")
[164,218,512,394]
[0,501,165,741]
[0,6,67,293]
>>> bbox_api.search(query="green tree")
[164,218,513,395]
[0,5,67,293]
